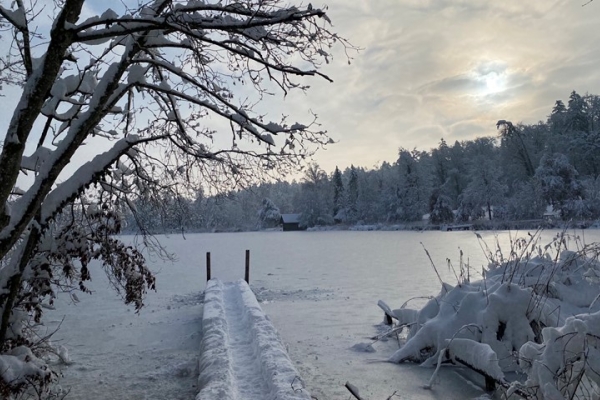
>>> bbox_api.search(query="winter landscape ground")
[38,229,600,400]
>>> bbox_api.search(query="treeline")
[125,91,600,232]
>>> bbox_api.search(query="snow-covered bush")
[0,346,52,398]
[429,194,454,224]
[535,153,585,219]
[519,311,600,399]
[383,232,600,398]
[257,198,281,228]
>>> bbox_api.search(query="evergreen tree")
[347,165,359,221]
[549,100,568,134]
[394,149,429,221]
[431,138,451,188]
[258,198,281,228]
[567,91,588,133]
[535,153,584,219]
[429,191,454,224]
[332,166,345,220]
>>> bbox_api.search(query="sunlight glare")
[477,65,508,96]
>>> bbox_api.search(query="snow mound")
[383,242,600,397]
[447,339,504,381]
[351,342,376,353]
[0,346,51,390]
[197,279,311,400]
[519,311,600,399]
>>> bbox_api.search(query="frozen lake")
[50,229,600,399]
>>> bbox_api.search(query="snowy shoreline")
[123,219,600,236]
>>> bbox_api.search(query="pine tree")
[332,166,345,220]
[347,165,359,221]
[567,91,589,133]
[258,198,281,228]
[394,149,430,221]
[549,100,568,133]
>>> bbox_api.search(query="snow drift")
[381,234,600,399]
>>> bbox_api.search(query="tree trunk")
[0,226,40,348]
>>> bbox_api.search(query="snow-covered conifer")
[535,153,584,218]
[258,198,281,228]
[332,166,345,220]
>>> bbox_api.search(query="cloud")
[3,0,600,179]
[294,0,600,173]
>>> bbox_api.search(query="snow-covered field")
[43,229,600,399]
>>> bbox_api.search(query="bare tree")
[0,0,351,395]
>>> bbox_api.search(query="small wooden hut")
[280,214,302,231]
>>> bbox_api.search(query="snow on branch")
[39,135,162,224]
[73,7,328,41]
[0,4,27,30]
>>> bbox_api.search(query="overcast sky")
[291,0,600,173]
[4,0,600,180]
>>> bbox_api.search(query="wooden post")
[206,252,211,282]
[245,249,250,283]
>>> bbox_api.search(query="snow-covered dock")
[197,279,310,400]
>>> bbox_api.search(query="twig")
[386,391,400,399]
[420,242,446,293]
[370,324,412,341]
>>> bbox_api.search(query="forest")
[127,90,600,232]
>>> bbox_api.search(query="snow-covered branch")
[0,2,350,392]
[40,135,165,224]
[73,7,328,42]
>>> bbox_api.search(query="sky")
[289,0,600,173]
[3,0,600,181]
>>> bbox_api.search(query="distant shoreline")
[122,219,600,235]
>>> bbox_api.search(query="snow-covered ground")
[45,269,202,400]
[42,229,600,399]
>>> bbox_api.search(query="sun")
[474,63,508,96]
[483,71,505,94]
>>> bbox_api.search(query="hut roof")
[280,214,301,224]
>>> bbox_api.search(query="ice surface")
[47,230,597,399]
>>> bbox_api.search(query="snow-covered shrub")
[1,199,155,397]
[519,311,600,399]
[0,346,52,398]
[383,232,600,398]
[257,198,281,229]
[429,194,454,224]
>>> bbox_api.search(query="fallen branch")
[370,324,407,341]
[345,382,401,400]
[345,382,367,400]
[452,355,533,399]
